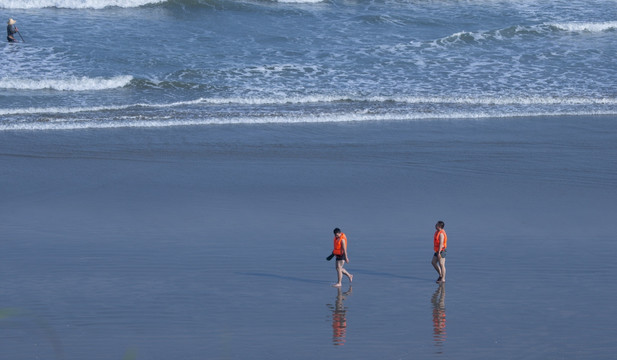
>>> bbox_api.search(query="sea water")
[1,1,617,360]
[0,0,616,129]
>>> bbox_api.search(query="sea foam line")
[0,98,204,116]
[2,110,617,131]
[1,95,616,116]
[0,75,133,91]
[197,95,617,106]
[0,0,165,9]
[276,0,325,3]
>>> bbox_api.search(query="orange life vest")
[434,229,447,252]
[333,233,347,256]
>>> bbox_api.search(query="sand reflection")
[327,286,352,346]
[431,283,446,352]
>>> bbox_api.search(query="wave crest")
[2,95,616,116]
[547,21,617,33]
[196,95,617,106]
[434,21,616,47]
[0,75,133,91]
[2,110,617,132]
[0,0,166,9]
[276,0,325,3]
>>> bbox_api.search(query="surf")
[0,75,133,91]
[0,0,166,9]
[547,21,617,33]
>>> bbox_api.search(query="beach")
[2,0,617,357]
[1,116,616,359]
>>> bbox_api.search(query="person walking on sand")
[7,18,18,43]
[431,221,447,283]
[332,228,353,287]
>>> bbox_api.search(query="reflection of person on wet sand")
[328,286,352,346]
[431,283,446,351]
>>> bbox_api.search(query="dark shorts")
[335,255,345,261]
[433,250,446,258]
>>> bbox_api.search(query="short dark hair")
[333,228,341,234]
[436,221,445,229]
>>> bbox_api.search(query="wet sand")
[1,117,616,359]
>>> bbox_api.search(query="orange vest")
[434,229,447,252]
[333,233,347,255]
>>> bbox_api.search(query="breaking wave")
[547,21,617,33]
[2,94,616,116]
[0,0,165,9]
[0,76,133,91]
[2,110,616,131]
[433,21,617,46]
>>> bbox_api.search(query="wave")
[1,94,616,116]
[275,0,325,3]
[0,0,329,9]
[547,21,617,33]
[195,95,617,106]
[434,26,538,47]
[2,109,616,131]
[433,21,617,46]
[0,0,166,9]
[0,76,133,91]
[0,98,203,116]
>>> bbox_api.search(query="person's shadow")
[431,283,446,353]
[327,286,352,346]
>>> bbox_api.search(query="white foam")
[0,0,165,9]
[434,21,617,47]
[0,75,133,91]
[2,94,615,117]
[548,21,617,33]
[2,110,616,132]
[196,95,617,106]
[275,0,325,3]
[0,98,204,116]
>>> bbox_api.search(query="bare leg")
[334,260,344,287]
[438,258,446,283]
[342,268,353,283]
[432,254,442,282]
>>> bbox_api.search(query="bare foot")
[436,277,442,283]
[332,283,342,287]
[349,274,354,283]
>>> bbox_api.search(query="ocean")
[1,0,616,359]
[1,0,616,128]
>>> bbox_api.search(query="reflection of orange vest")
[434,230,447,252]
[332,311,347,346]
[333,234,347,255]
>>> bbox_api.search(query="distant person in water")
[331,228,353,287]
[432,221,447,283]
[7,18,18,43]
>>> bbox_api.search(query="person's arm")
[342,238,349,263]
[437,233,445,259]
